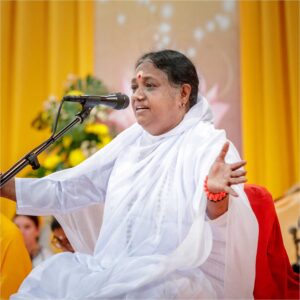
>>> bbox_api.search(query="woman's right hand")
[0,173,16,201]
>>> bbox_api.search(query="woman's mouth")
[136,106,149,112]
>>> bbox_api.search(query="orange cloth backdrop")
[240,0,299,199]
[0,0,94,218]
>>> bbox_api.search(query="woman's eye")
[131,85,138,92]
[145,83,155,89]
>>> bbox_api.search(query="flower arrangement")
[28,75,116,177]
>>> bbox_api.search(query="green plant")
[28,74,116,177]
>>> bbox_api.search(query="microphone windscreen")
[115,93,130,110]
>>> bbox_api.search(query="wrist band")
[204,176,228,202]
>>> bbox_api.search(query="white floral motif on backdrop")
[95,0,241,150]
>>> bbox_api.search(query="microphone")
[63,93,130,110]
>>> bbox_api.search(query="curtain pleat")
[240,0,299,199]
[0,0,94,218]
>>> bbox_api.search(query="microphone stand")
[0,104,92,188]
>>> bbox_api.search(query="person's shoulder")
[0,213,22,240]
[186,122,227,150]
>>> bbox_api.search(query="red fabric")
[245,184,300,299]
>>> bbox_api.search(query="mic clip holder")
[76,105,93,120]
[0,102,92,188]
[26,153,40,170]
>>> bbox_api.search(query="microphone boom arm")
[0,104,92,188]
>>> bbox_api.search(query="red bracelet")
[204,176,228,202]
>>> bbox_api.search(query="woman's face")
[131,61,191,135]
[14,216,39,248]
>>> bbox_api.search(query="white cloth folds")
[13,98,258,299]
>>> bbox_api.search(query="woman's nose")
[133,86,145,100]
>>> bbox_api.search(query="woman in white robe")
[1,50,258,299]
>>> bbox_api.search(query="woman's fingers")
[224,185,238,197]
[216,142,230,162]
[231,169,247,178]
[230,160,246,171]
[229,176,247,185]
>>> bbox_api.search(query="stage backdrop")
[94,0,242,151]
[1,0,298,213]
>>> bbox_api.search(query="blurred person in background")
[50,217,74,253]
[13,215,53,267]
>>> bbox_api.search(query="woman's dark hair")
[135,49,199,108]
[14,214,39,228]
[50,217,61,231]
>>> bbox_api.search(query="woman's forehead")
[15,218,36,228]
[15,216,32,222]
[133,61,168,81]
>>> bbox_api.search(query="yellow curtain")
[240,0,299,199]
[0,0,94,218]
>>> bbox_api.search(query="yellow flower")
[102,136,112,146]
[69,149,86,167]
[43,154,62,169]
[97,136,112,149]
[65,90,83,96]
[85,123,110,136]
[41,112,49,121]
[62,136,72,148]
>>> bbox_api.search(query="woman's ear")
[181,84,192,106]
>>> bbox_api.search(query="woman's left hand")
[207,142,247,197]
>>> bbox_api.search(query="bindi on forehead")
[137,71,143,80]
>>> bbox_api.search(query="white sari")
[14,98,258,299]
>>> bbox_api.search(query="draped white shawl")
[14,98,258,299]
